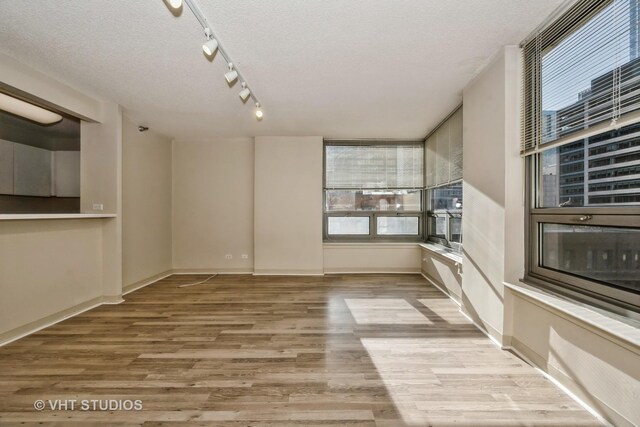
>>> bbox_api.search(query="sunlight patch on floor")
[345,299,432,325]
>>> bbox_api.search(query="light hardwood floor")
[0,274,600,426]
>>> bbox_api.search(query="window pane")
[428,216,446,239]
[541,1,639,144]
[377,216,419,235]
[327,217,369,235]
[325,189,421,212]
[430,182,463,211]
[449,217,462,243]
[541,223,640,292]
[538,122,640,207]
[325,144,424,188]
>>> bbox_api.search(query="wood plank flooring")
[0,274,600,426]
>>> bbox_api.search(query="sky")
[542,0,633,111]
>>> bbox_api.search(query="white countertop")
[0,213,116,220]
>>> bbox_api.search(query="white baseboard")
[0,295,114,347]
[122,270,173,295]
[253,269,324,276]
[325,269,421,274]
[172,269,254,275]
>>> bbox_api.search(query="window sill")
[0,213,117,221]
[505,280,640,354]
[323,242,421,249]
[419,243,462,264]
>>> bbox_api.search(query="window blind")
[521,0,640,155]
[324,143,424,189]
[425,107,463,188]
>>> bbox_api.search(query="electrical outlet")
[241,254,249,259]
[225,254,233,260]
[93,203,104,211]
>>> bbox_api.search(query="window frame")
[426,180,463,252]
[322,140,425,243]
[525,154,640,313]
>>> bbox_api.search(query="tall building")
[631,0,640,60]
[554,56,640,207]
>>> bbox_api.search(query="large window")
[323,141,424,241]
[523,0,640,311]
[425,107,463,250]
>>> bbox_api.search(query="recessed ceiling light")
[0,93,63,125]
[255,103,263,120]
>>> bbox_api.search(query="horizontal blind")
[425,107,463,188]
[324,143,424,189]
[520,0,640,155]
[435,121,450,185]
[449,108,464,180]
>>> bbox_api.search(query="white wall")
[508,290,640,427]
[254,136,323,275]
[461,46,522,341]
[122,116,173,288]
[81,103,123,299]
[324,243,421,273]
[172,137,254,272]
[0,219,103,341]
[421,248,462,304]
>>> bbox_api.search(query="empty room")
[0,0,639,426]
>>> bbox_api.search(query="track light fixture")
[225,63,238,84]
[165,0,263,118]
[239,83,251,101]
[202,28,218,56]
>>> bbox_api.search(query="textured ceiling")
[0,0,563,140]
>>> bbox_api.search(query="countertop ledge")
[0,213,117,220]
[419,243,463,264]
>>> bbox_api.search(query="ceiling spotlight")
[202,28,218,56]
[225,63,238,84]
[239,83,251,101]
[0,92,63,124]
[255,102,263,120]
[202,38,218,56]
[167,0,182,9]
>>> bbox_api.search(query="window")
[323,141,424,241]
[523,0,640,311]
[425,107,463,250]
